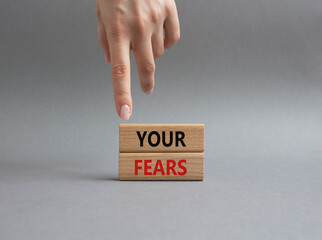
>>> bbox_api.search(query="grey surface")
[0,0,321,239]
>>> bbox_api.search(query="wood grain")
[119,152,204,180]
[119,124,204,153]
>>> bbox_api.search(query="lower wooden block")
[119,153,204,181]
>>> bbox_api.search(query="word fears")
[119,153,204,181]
[135,159,187,176]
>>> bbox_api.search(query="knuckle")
[111,20,122,31]
[164,1,175,14]
[109,30,124,39]
[109,22,126,39]
[165,32,180,48]
[134,17,148,36]
[141,63,155,74]
[111,64,128,76]
[151,9,163,23]
[169,32,180,43]
[154,48,164,59]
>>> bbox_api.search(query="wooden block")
[119,124,204,153]
[119,152,204,180]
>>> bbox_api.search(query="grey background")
[0,0,321,239]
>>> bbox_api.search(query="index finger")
[108,36,132,120]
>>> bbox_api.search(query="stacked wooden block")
[119,124,204,180]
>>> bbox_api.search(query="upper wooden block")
[119,124,204,153]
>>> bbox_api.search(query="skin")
[96,0,180,120]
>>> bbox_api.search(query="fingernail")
[120,104,131,120]
[144,88,154,95]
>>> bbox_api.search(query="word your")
[135,160,187,176]
[136,131,186,147]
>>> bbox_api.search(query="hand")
[96,0,180,120]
